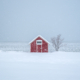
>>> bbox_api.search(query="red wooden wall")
[30,37,48,52]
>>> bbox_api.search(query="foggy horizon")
[0,0,80,43]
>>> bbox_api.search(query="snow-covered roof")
[29,35,51,44]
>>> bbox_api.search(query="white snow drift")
[0,51,80,80]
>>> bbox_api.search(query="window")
[36,40,42,45]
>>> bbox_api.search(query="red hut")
[29,35,50,52]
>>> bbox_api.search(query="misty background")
[0,0,80,42]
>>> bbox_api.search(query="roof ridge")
[29,35,50,44]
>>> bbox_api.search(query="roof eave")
[29,35,51,44]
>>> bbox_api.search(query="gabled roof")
[29,35,50,44]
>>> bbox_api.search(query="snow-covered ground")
[0,42,80,52]
[0,51,80,80]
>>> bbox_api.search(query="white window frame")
[36,40,42,45]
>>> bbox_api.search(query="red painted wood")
[37,45,41,52]
[30,36,48,52]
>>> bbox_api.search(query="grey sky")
[0,0,80,42]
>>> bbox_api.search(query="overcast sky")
[0,0,80,42]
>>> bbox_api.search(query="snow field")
[0,51,80,80]
[0,42,80,52]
